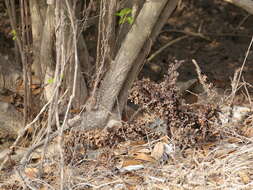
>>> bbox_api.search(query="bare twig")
[162,29,211,41]
[192,59,214,98]
[147,35,188,62]
[230,36,253,105]
[5,0,32,125]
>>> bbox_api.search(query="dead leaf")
[161,136,170,144]
[122,159,142,167]
[25,167,38,179]
[129,147,150,155]
[129,140,146,146]
[135,148,150,154]
[238,171,250,184]
[151,142,165,160]
[32,87,42,95]
[241,126,253,138]
[226,137,241,143]
[39,187,48,190]
[134,153,156,162]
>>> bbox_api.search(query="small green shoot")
[47,75,63,84]
[116,8,134,25]
[47,78,54,84]
[10,30,17,40]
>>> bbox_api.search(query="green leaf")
[120,8,132,15]
[10,29,16,35]
[116,8,132,17]
[127,17,134,24]
[10,30,17,41]
[47,78,54,84]
[115,12,122,17]
[119,17,126,24]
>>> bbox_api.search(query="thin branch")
[147,35,188,62]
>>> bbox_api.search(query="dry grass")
[1,131,253,190]
[1,61,253,190]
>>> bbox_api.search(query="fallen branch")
[147,35,188,62]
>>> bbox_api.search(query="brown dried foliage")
[63,61,222,163]
[63,122,159,164]
[129,61,221,148]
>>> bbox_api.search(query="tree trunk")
[81,0,172,130]
[116,0,179,115]
[63,26,88,109]
[40,3,55,101]
[29,0,47,79]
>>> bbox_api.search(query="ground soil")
[143,0,253,97]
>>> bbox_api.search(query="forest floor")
[1,0,253,189]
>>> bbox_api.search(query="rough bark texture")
[116,0,179,114]
[29,0,47,79]
[81,0,170,130]
[98,0,168,111]
[97,0,117,65]
[64,25,88,109]
[115,0,144,54]
[78,35,92,76]
[40,4,55,101]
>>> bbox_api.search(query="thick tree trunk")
[96,0,117,67]
[29,0,47,79]
[115,0,145,54]
[30,1,89,108]
[40,3,55,101]
[116,0,179,115]
[64,27,88,108]
[81,0,171,130]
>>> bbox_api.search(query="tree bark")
[81,0,170,130]
[64,30,88,108]
[116,0,179,115]
[115,0,144,54]
[40,3,56,101]
[29,0,47,79]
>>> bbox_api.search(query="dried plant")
[192,59,218,102]
[129,60,221,148]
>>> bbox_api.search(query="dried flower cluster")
[129,61,221,147]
